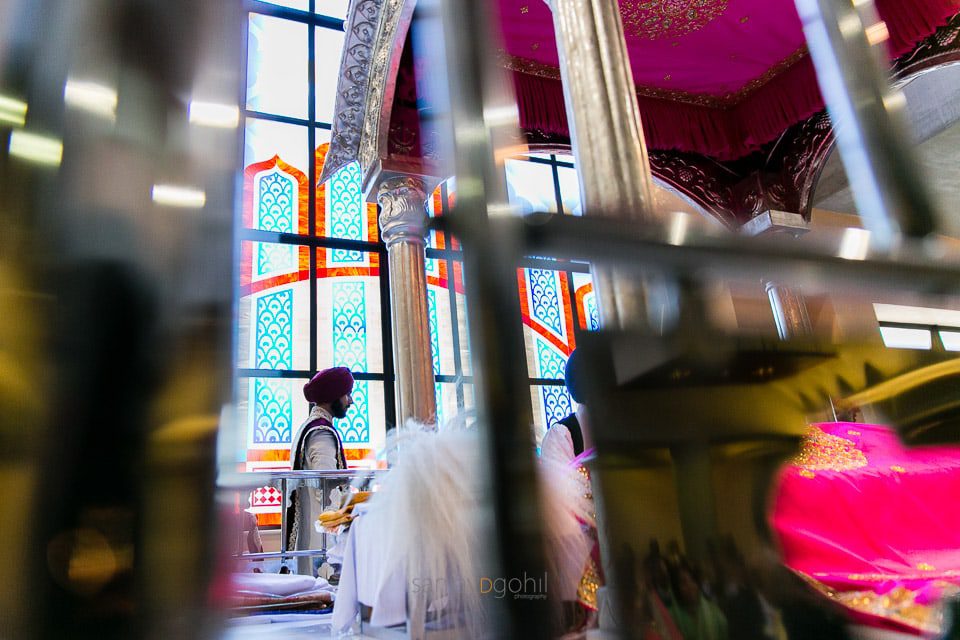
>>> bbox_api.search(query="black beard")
[331,398,348,419]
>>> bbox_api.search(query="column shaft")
[549,0,658,328]
[378,176,437,426]
[388,241,436,424]
[766,281,813,340]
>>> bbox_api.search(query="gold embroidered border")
[814,569,960,582]
[796,571,955,634]
[498,46,808,110]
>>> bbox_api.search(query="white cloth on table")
[332,503,407,632]
[231,572,334,597]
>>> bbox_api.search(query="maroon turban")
[303,367,355,404]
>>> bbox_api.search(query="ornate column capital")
[376,175,429,247]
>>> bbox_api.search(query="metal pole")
[766,281,814,340]
[547,0,662,329]
[794,0,943,248]
[423,0,552,636]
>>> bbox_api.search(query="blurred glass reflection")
[0,0,240,637]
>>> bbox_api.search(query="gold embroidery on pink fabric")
[621,0,728,41]
[792,426,868,472]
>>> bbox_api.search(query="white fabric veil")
[353,416,592,637]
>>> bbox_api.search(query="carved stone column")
[547,0,659,329]
[377,175,437,425]
[766,281,813,340]
[742,212,814,340]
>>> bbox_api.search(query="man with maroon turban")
[287,367,355,569]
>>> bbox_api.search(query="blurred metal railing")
[221,469,382,563]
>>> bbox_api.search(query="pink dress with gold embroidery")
[770,422,960,636]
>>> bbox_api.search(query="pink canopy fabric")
[770,422,960,636]
[497,0,960,159]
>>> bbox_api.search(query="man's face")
[331,393,354,419]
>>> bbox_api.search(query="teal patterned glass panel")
[526,268,564,336]
[247,14,308,119]
[330,279,371,444]
[434,382,444,427]
[337,379,369,444]
[325,162,365,261]
[540,384,573,433]
[253,377,293,444]
[536,338,567,380]
[334,381,386,461]
[238,242,310,371]
[427,289,441,375]
[255,290,294,369]
[255,170,296,233]
[256,242,297,279]
[332,280,368,371]
[240,376,310,453]
[317,275,384,374]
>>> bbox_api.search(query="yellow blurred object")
[349,491,372,505]
[318,510,353,531]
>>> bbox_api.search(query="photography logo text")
[479,572,548,600]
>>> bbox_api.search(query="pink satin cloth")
[770,422,960,635]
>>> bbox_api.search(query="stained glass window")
[246,14,309,119]
[427,155,594,443]
[237,241,311,371]
[556,163,583,216]
[505,158,559,214]
[518,265,578,442]
[244,118,310,182]
[507,154,593,442]
[425,181,472,422]
[572,271,600,331]
[259,0,310,11]
[314,0,349,18]
[238,376,311,450]
[238,2,394,504]
[315,28,347,124]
